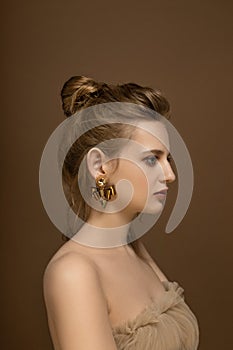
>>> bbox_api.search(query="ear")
[86,147,107,179]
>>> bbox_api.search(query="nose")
[160,161,176,184]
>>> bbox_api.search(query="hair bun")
[61,75,106,117]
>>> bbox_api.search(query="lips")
[154,188,168,194]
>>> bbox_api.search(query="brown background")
[1,1,232,349]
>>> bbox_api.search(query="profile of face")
[111,120,176,215]
[87,120,176,219]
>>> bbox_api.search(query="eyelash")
[144,155,173,167]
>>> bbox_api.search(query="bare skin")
[45,238,168,325]
[43,121,175,349]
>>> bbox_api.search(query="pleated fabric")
[112,280,199,350]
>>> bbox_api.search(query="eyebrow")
[141,149,171,157]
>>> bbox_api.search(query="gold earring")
[91,175,116,208]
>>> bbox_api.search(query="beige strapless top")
[112,280,199,350]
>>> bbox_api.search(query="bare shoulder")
[44,250,97,277]
[43,251,117,350]
[43,250,104,302]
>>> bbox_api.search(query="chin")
[141,202,165,215]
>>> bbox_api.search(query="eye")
[167,155,173,163]
[144,155,158,167]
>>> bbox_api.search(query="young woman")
[43,76,200,350]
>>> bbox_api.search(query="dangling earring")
[91,174,116,208]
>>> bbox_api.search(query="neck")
[71,209,137,249]
[87,208,136,228]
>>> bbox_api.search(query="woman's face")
[109,120,176,215]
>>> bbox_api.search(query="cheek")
[133,169,147,188]
[128,164,148,197]
[111,160,148,195]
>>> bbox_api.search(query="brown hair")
[61,75,171,263]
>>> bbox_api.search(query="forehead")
[130,120,170,153]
